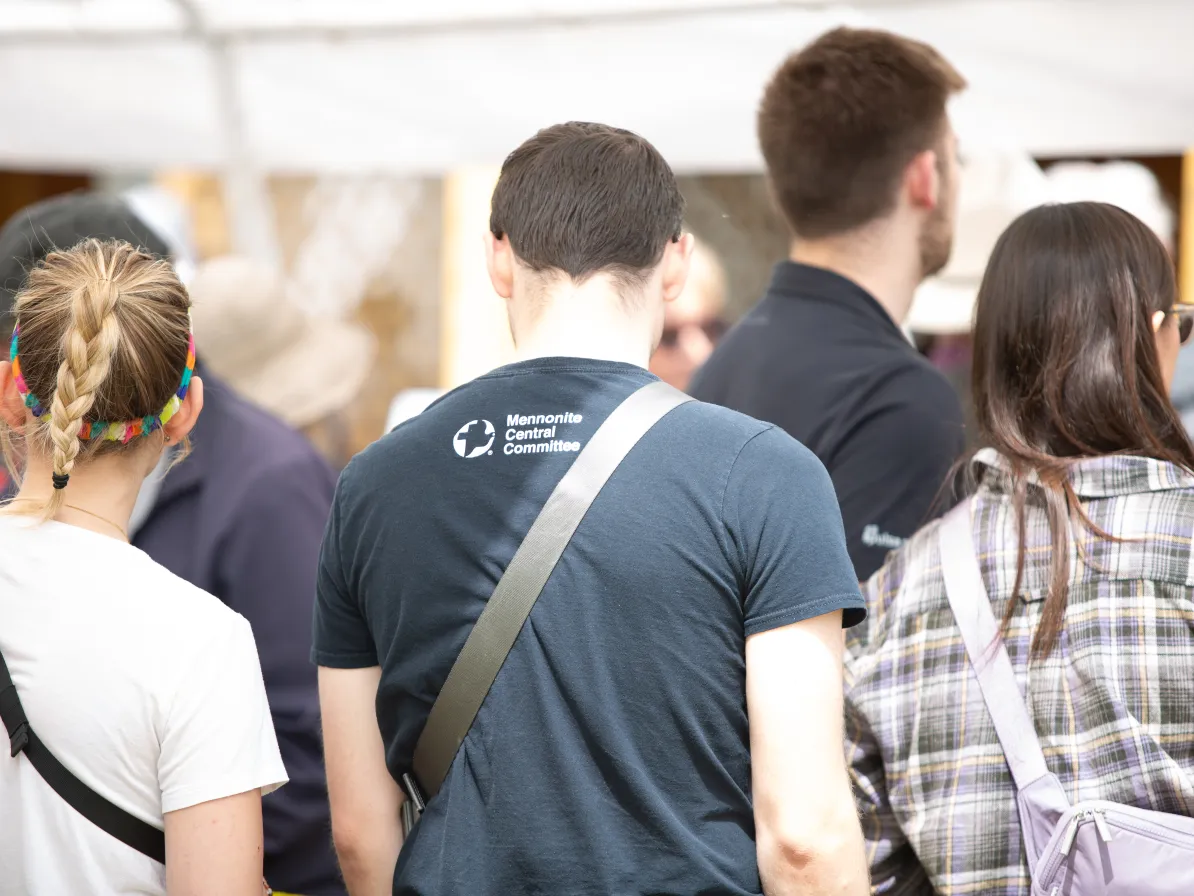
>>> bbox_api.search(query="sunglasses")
[660,318,728,349]
[1172,305,1194,346]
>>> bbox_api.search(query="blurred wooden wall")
[0,171,92,237]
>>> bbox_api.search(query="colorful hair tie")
[8,326,196,443]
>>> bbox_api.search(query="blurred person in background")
[691,27,968,581]
[0,239,286,896]
[648,237,727,390]
[846,202,1194,894]
[0,194,345,896]
[187,256,376,472]
[315,122,868,896]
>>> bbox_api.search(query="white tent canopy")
[2,0,1193,175]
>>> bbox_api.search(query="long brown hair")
[1,239,191,519]
[971,201,1194,658]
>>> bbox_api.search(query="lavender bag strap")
[939,502,1051,792]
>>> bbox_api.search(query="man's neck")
[511,280,656,369]
[790,232,921,327]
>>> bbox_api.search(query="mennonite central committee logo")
[453,419,495,458]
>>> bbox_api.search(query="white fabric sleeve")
[158,614,289,814]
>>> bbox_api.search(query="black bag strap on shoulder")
[401,380,692,825]
[0,643,166,863]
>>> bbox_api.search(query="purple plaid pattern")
[845,449,1194,895]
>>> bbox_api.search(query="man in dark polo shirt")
[691,28,969,580]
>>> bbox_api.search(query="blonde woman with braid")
[0,240,287,896]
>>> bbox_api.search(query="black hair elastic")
[51,473,70,491]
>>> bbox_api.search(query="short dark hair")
[489,122,684,288]
[758,28,966,240]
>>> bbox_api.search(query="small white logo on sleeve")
[453,419,495,458]
[861,525,905,550]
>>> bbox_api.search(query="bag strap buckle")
[401,772,426,813]
[400,773,426,838]
[9,719,29,758]
[1,680,31,758]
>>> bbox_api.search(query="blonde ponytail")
[45,266,123,515]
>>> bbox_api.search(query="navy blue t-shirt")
[313,357,864,896]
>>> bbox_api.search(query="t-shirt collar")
[768,261,906,340]
[973,447,1194,498]
[481,357,654,379]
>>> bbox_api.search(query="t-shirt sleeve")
[723,426,866,633]
[159,615,288,814]
[831,370,965,581]
[311,465,378,668]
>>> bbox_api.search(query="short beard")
[919,202,954,281]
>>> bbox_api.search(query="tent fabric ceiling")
[1,0,1192,174]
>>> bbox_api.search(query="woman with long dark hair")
[845,202,1194,894]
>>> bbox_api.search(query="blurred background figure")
[188,256,376,471]
[906,151,1050,449]
[649,238,727,391]
[0,194,346,896]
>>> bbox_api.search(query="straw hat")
[188,256,376,428]
[908,152,1048,334]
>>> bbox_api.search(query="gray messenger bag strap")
[400,380,692,836]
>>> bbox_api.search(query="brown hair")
[971,202,1194,658]
[2,239,192,519]
[758,27,966,240]
[489,122,684,296]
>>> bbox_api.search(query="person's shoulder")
[689,303,773,389]
[131,563,260,725]
[133,547,247,626]
[335,383,477,511]
[84,544,253,667]
[201,374,335,482]
[678,398,776,448]
[679,401,826,480]
[350,382,467,473]
[880,352,964,419]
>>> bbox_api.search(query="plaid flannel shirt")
[845,448,1194,895]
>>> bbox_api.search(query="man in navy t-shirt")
[313,122,868,896]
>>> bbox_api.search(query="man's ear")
[906,149,941,211]
[163,376,204,445]
[0,361,27,429]
[661,233,695,304]
[485,232,515,300]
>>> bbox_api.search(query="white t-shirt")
[0,516,288,895]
